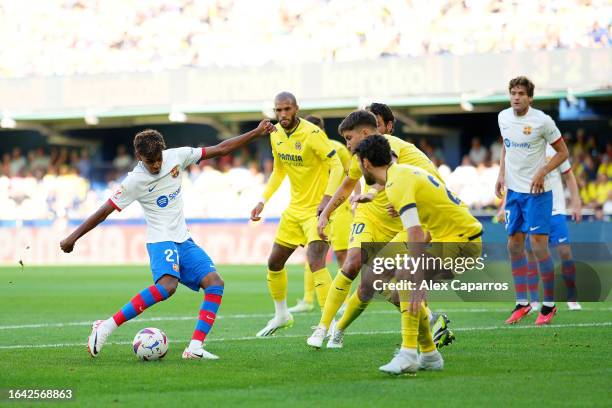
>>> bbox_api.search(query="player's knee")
[557,245,572,261]
[507,240,524,258]
[306,241,328,271]
[158,276,178,297]
[357,283,374,302]
[342,257,360,279]
[267,256,285,272]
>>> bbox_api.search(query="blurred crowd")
[1,0,610,77]
[1,129,610,221]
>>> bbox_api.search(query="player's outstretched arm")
[317,176,358,240]
[60,201,116,253]
[204,119,275,160]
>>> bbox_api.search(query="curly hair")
[133,129,166,159]
[354,134,392,167]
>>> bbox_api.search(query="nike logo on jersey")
[387,182,394,187]
[276,141,283,145]
[529,226,540,231]
[148,184,158,192]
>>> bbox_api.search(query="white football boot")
[306,324,327,349]
[326,327,344,349]
[417,350,444,371]
[567,301,582,311]
[288,299,315,313]
[182,346,219,360]
[379,349,419,375]
[87,320,112,357]
[256,313,294,337]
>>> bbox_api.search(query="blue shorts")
[505,189,552,236]
[146,238,216,292]
[526,214,570,249]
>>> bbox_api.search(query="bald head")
[274,92,299,130]
[274,91,297,106]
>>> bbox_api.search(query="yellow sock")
[311,267,332,312]
[267,268,287,301]
[320,271,353,328]
[418,303,436,353]
[303,264,315,305]
[336,291,370,330]
[400,297,419,349]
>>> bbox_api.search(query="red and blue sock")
[527,260,540,303]
[112,284,169,326]
[561,260,577,302]
[511,255,529,305]
[538,255,555,306]
[191,285,224,345]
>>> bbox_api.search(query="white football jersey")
[498,107,562,193]
[109,147,204,243]
[546,144,572,215]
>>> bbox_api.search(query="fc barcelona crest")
[523,126,532,135]
[295,141,302,151]
[170,165,180,178]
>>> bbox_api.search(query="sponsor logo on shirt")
[504,138,531,149]
[156,186,182,208]
[279,153,303,163]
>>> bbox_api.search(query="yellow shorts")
[329,204,352,252]
[348,206,403,250]
[274,210,329,249]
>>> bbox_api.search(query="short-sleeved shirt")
[109,147,204,243]
[385,163,482,241]
[348,134,442,227]
[498,107,562,193]
[269,119,341,217]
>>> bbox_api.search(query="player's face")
[274,100,299,130]
[509,86,532,114]
[342,127,374,153]
[139,152,163,175]
[358,158,377,185]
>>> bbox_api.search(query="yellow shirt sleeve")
[310,132,344,196]
[262,136,286,202]
[348,155,362,180]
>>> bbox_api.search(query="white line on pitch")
[1,307,611,330]
[0,322,610,350]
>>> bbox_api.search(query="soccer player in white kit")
[60,120,275,359]
[495,76,569,325]
[525,144,583,311]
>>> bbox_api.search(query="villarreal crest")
[295,141,302,151]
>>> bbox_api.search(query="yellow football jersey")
[263,119,343,216]
[347,134,442,228]
[385,163,482,241]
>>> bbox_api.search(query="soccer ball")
[132,328,168,361]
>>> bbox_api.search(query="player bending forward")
[60,121,275,359]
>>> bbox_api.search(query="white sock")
[400,347,418,357]
[422,350,438,357]
[274,299,288,317]
[516,301,529,306]
[102,318,118,333]
[543,302,555,308]
[188,339,202,350]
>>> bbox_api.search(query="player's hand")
[350,192,375,204]
[317,213,329,241]
[386,204,400,218]
[250,202,264,221]
[496,208,506,224]
[571,201,583,223]
[409,289,427,315]
[495,174,505,199]
[255,119,276,136]
[60,237,76,253]
[530,169,546,194]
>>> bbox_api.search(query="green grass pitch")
[1,265,611,407]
